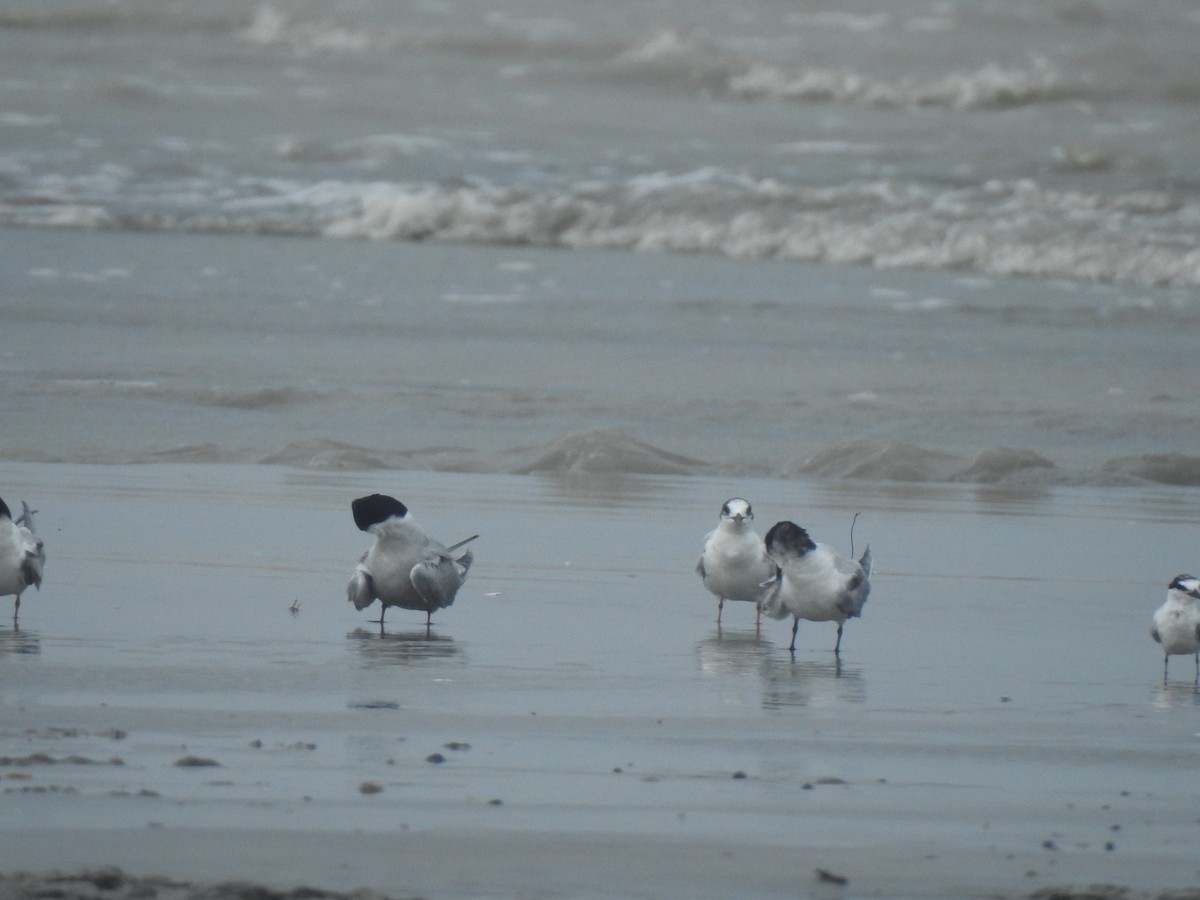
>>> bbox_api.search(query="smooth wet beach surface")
[2,463,1199,898]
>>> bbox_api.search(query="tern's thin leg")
[754,603,761,628]
[1194,652,1199,684]
[834,622,845,656]
[717,598,724,624]
[1163,654,1169,684]
[789,617,799,653]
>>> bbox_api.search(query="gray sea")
[2,3,1200,899]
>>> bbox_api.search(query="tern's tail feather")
[456,549,474,580]
[16,501,37,533]
[858,546,873,580]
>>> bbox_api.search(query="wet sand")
[2,463,1199,898]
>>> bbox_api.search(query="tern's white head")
[1167,574,1200,602]
[719,498,754,528]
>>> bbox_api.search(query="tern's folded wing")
[347,566,375,610]
[410,556,463,610]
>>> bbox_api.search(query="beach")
[2,2,1200,897]
[2,462,1200,898]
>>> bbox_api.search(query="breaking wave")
[238,9,1088,113]
[12,425,1200,489]
[258,428,705,477]
[725,59,1077,110]
[788,439,1200,488]
[4,170,1198,287]
[264,432,1200,488]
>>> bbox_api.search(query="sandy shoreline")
[3,845,1199,900]
[2,463,1200,899]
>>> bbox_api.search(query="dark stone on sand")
[2,869,1198,900]
[815,868,848,886]
[172,756,219,768]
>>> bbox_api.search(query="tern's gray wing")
[835,546,871,619]
[20,549,43,591]
[410,548,471,611]
[347,564,375,610]
[17,519,44,591]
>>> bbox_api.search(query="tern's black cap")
[352,493,409,531]
[764,520,817,557]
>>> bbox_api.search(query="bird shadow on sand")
[347,627,461,668]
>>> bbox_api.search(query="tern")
[347,493,476,630]
[0,497,45,627]
[696,498,775,625]
[761,520,872,655]
[1151,574,1200,683]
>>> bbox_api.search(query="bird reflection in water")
[0,626,40,657]
[760,656,866,710]
[695,629,774,678]
[1151,677,1200,710]
[696,627,866,709]
[347,627,461,668]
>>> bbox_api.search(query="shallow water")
[2,227,1198,488]
[2,464,1199,897]
[2,0,1199,484]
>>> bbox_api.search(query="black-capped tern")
[761,520,872,655]
[347,493,476,631]
[0,497,45,627]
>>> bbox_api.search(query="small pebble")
[173,756,219,768]
[815,868,847,886]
